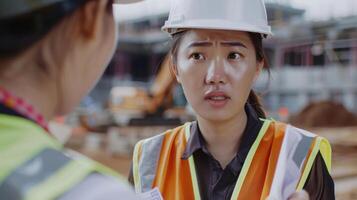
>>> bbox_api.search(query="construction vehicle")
[108,54,192,126]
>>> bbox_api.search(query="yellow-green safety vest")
[0,114,126,200]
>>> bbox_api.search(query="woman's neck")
[0,55,57,121]
[197,110,248,169]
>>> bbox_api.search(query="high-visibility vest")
[132,119,332,200]
[0,114,126,200]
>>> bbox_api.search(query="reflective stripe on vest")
[133,133,165,193]
[0,148,71,200]
[0,114,125,200]
[133,119,332,200]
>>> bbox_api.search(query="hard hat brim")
[162,19,272,37]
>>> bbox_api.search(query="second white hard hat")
[162,0,272,37]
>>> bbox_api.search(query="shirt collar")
[182,103,263,164]
[0,86,49,131]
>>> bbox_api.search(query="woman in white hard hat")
[129,0,334,199]
[0,0,143,199]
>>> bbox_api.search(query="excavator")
[107,54,191,126]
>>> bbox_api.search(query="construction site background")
[48,1,357,199]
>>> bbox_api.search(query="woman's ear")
[79,0,108,38]
[170,55,181,83]
[175,67,181,83]
[253,60,264,82]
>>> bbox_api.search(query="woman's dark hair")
[0,0,113,57]
[169,31,268,118]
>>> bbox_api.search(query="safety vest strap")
[133,140,144,193]
[0,148,71,199]
[133,132,165,193]
[0,114,126,200]
[0,114,61,184]
[134,125,195,199]
[27,149,124,200]
[0,148,97,200]
[296,136,332,190]
[232,119,272,199]
[183,123,201,200]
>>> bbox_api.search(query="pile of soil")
[289,101,357,128]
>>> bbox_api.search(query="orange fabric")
[237,121,286,200]
[152,126,195,200]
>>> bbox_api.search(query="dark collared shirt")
[0,102,26,119]
[181,104,335,200]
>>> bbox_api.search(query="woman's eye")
[190,53,205,60]
[227,52,241,60]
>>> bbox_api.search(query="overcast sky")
[114,0,357,22]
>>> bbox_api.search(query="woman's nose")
[205,60,228,85]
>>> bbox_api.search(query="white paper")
[137,188,164,200]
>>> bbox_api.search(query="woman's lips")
[204,91,230,108]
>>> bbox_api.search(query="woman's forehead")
[180,29,252,49]
[184,29,251,42]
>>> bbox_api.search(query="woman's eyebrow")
[186,41,248,49]
[187,41,213,48]
[220,41,247,48]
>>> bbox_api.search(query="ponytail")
[248,90,266,118]
[247,32,268,119]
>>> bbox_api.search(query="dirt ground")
[290,101,357,128]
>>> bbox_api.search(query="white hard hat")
[162,0,272,37]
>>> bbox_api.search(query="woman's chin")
[196,110,234,123]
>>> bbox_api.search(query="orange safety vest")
[132,119,332,200]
